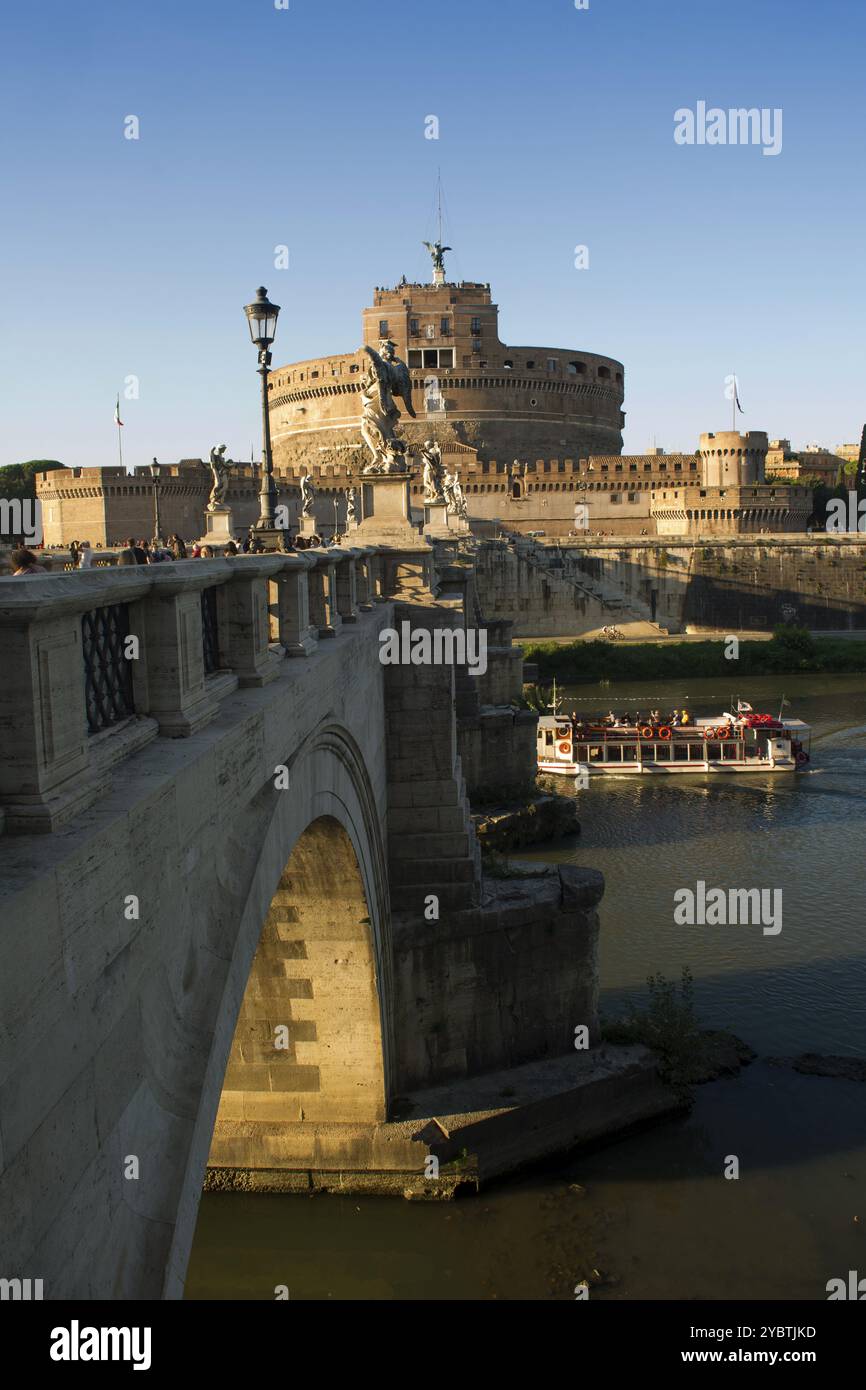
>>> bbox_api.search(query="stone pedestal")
[351,471,434,599]
[250,525,291,554]
[354,472,420,544]
[202,507,236,549]
[298,515,319,539]
[422,500,451,539]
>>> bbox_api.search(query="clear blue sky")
[0,0,862,468]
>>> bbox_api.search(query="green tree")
[0,460,65,502]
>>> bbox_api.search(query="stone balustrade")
[0,547,378,834]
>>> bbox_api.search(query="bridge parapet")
[0,548,381,834]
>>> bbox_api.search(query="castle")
[36,252,811,545]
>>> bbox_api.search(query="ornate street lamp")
[244,286,281,528]
[149,457,164,546]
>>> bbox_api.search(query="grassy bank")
[522,627,866,684]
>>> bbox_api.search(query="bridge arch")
[164,722,391,1298]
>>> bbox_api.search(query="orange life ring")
[640,725,654,739]
[717,726,730,740]
[658,726,672,740]
[558,741,572,755]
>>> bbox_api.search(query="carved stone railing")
[0,542,433,835]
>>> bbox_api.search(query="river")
[186,674,866,1300]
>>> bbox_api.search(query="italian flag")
[114,396,124,427]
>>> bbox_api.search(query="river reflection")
[186,675,866,1300]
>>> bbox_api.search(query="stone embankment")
[473,535,866,638]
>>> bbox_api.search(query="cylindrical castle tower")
[266,268,625,473]
[699,431,768,487]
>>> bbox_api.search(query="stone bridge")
[0,538,671,1299]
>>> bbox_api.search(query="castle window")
[504,359,513,369]
[439,349,454,367]
[547,358,557,373]
[616,372,623,384]
[480,360,488,369]
[349,364,359,373]
[440,317,450,336]
[471,317,481,333]
[462,355,471,366]
[312,370,319,378]
[472,339,482,352]
[409,351,423,367]
[379,320,389,336]
[598,366,611,379]
[629,463,637,472]
[526,359,536,369]
[423,349,438,367]
[410,318,419,335]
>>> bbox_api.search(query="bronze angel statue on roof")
[359,339,416,474]
[423,239,451,274]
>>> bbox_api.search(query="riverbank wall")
[473,536,866,637]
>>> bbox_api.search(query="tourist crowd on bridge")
[2,527,332,576]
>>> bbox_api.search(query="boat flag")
[737,700,753,713]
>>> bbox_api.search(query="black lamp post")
[244,286,281,528]
[149,457,164,546]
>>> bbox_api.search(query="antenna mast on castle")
[437,168,443,250]
[422,169,452,287]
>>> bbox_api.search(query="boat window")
[707,742,721,760]
[607,745,622,762]
[544,730,554,747]
[722,743,738,760]
[589,745,602,759]
[577,745,589,759]
[623,745,637,761]
[688,743,704,760]
[655,743,671,761]
[673,743,688,761]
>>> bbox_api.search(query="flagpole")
[116,395,124,472]
[732,373,736,431]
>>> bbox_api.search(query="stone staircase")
[518,540,669,635]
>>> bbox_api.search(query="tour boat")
[536,691,811,777]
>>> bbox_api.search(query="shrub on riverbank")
[603,969,702,1088]
[522,626,866,684]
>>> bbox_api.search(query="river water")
[186,674,866,1301]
